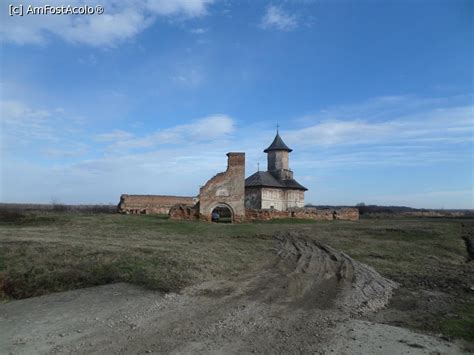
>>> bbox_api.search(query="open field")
[0,211,473,350]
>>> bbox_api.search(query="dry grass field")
[0,211,473,343]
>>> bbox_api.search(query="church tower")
[264,131,294,181]
[244,130,307,211]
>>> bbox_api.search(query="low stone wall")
[333,208,359,220]
[169,205,359,222]
[118,194,195,214]
[245,209,289,221]
[169,204,200,220]
[246,208,359,221]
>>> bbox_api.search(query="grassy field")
[0,211,472,341]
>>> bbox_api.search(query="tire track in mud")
[101,232,401,353]
[0,233,413,354]
[273,232,399,314]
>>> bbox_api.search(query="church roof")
[282,178,308,190]
[263,132,293,153]
[245,171,281,188]
[245,171,307,191]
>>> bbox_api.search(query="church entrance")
[211,204,233,223]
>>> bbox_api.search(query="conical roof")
[263,132,292,153]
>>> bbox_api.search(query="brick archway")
[199,153,246,222]
[211,203,234,223]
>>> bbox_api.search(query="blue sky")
[0,0,473,208]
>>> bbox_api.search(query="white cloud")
[1,100,52,122]
[0,0,214,47]
[146,0,213,17]
[1,100,55,140]
[42,144,88,158]
[1,98,235,158]
[277,101,474,174]
[95,130,134,142]
[0,99,87,157]
[260,5,297,31]
[1,148,225,203]
[77,54,98,66]
[0,99,236,203]
[170,67,204,87]
[190,27,207,34]
[60,7,152,47]
[98,114,235,152]
[284,101,474,148]
[287,120,391,146]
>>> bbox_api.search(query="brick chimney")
[226,152,245,170]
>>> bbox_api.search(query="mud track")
[274,233,399,314]
[0,233,464,354]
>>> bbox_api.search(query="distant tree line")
[305,203,473,216]
[0,202,117,215]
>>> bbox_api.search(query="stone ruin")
[168,204,200,220]
[119,152,359,223]
[118,195,195,215]
[198,153,246,222]
[246,207,359,221]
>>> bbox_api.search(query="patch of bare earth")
[0,232,467,354]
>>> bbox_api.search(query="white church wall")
[260,188,305,211]
[261,188,286,210]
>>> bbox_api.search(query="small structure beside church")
[245,131,307,211]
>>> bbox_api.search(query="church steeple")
[263,131,292,153]
[265,130,293,179]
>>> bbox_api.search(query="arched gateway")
[211,203,234,223]
[198,153,246,222]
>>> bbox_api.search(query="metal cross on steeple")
[276,123,280,133]
[257,162,260,171]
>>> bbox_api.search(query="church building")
[245,131,307,211]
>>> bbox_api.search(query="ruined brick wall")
[245,209,290,221]
[118,194,195,214]
[199,152,245,222]
[290,208,335,220]
[169,203,200,220]
[333,208,359,220]
[246,207,359,221]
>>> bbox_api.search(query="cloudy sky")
[0,0,473,208]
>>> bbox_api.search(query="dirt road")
[0,234,466,354]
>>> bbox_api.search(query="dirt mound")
[274,232,399,314]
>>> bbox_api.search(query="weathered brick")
[199,152,245,222]
[246,208,359,221]
[118,195,195,214]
